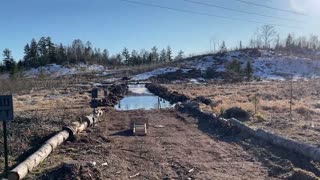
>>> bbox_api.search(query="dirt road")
[28,109,274,180]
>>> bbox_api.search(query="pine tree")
[102,49,109,65]
[29,38,39,67]
[166,46,172,62]
[116,53,122,65]
[46,37,56,64]
[245,60,253,81]
[38,37,48,57]
[160,49,166,62]
[175,50,184,61]
[56,43,67,64]
[131,50,139,65]
[23,43,31,66]
[122,47,130,65]
[151,46,159,63]
[286,34,293,49]
[85,41,93,62]
[2,48,16,76]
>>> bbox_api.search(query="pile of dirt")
[286,168,319,180]
[225,107,251,122]
[146,83,189,103]
[41,162,102,180]
[193,96,212,105]
[98,83,128,107]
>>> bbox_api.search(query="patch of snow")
[185,50,320,80]
[181,68,192,73]
[185,56,215,71]
[24,64,76,78]
[131,67,179,81]
[253,56,320,80]
[24,64,107,78]
[0,73,9,80]
[189,78,206,84]
[128,84,152,95]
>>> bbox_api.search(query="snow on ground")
[128,84,153,95]
[24,64,107,78]
[253,55,320,80]
[185,56,215,71]
[131,67,179,81]
[185,50,320,80]
[0,73,9,80]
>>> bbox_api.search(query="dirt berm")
[98,83,128,107]
[146,83,189,103]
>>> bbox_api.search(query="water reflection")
[115,84,173,111]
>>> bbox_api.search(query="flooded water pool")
[115,84,173,111]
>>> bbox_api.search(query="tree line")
[0,37,184,75]
[1,25,319,75]
[248,25,320,51]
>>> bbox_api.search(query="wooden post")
[290,78,293,120]
[254,94,257,115]
[3,120,9,178]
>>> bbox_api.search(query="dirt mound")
[193,96,212,105]
[225,107,251,122]
[146,83,189,103]
[286,168,319,180]
[98,84,128,107]
[41,162,102,180]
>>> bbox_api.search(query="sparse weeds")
[165,79,320,145]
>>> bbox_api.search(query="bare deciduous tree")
[260,25,277,49]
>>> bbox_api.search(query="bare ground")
[21,108,320,180]
[23,109,275,180]
[1,76,320,179]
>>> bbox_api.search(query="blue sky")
[0,0,319,60]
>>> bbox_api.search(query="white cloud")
[289,0,320,16]
[289,0,306,13]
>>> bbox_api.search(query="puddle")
[115,84,173,111]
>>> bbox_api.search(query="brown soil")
[26,109,275,180]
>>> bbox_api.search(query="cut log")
[8,131,69,180]
[8,111,104,180]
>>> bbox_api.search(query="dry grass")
[0,75,98,176]
[164,79,320,145]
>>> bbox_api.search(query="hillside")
[132,49,320,81]
[1,49,320,82]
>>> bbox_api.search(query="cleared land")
[164,79,320,146]
[1,75,320,179]
[25,109,280,179]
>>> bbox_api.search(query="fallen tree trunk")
[8,110,103,180]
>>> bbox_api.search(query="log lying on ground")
[255,128,320,162]
[8,110,103,180]
[149,83,320,173]
[176,99,320,163]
